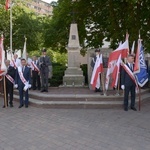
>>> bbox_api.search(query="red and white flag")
[105,39,129,90]
[134,39,140,74]
[111,54,121,88]
[0,36,7,80]
[5,0,10,10]
[90,54,104,89]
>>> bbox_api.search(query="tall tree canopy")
[44,0,150,52]
[0,0,44,53]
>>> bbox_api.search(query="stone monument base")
[63,67,85,87]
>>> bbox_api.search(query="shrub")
[49,63,66,87]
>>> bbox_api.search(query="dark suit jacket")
[15,66,31,87]
[6,66,15,85]
[37,56,51,72]
[121,63,136,86]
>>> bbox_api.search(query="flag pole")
[10,1,13,56]
[138,87,141,111]
[3,76,7,108]
[101,72,106,96]
[117,72,120,95]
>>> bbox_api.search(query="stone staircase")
[13,87,150,109]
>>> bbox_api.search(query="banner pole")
[3,76,7,108]
[101,72,106,96]
[117,72,120,95]
[138,87,141,111]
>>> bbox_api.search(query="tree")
[44,0,150,52]
[0,0,45,53]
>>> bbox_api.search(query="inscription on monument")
[72,35,76,40]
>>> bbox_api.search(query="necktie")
[22,67,24,73]
[130,64,133,71]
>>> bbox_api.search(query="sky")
[42,0,57,3]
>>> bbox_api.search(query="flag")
[131,41,135,54]
[22,37,27,60]
[0,36,7,80]
[5,0,10,10]
[111,54,121,88]
[108,39,129,62]
[90,54,104,89]
[134,40,140,74]
[134,40,148,87]
[105,39,129,90]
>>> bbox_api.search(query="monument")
[63,23,85,87]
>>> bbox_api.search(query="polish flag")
[134,39,140,74]
[111,54,121,88]
[105,39,129,90]
[90,54,104,89]
[0,36,7,80]
[5,0,10,10]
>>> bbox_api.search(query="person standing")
[3,60,15,108]
[31,56,41,90]
[14,59,31,108]
[10,54,21,69]
[91,48,102,92]
[37,49,51,92]
[121,54,137,111]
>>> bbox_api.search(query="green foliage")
[49,63,88,87]
[49,63,66,86]
[80,64,88,85]
[0,0,44,52]
[44,0,150,52]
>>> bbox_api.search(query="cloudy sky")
[42,0,57,3]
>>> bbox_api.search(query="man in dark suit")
[3,60,15,108]
[15,58,31,108]
[31,56,41,90]
[121,54,137,111]
[37,49,51,92]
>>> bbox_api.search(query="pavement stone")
[0,98,150,150]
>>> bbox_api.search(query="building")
[25,0,53,16]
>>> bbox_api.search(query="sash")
[31,62,40,72]
[121,63,139,92]
[18,66,30,91]
[5,74,15,84]
[12,60,17,69]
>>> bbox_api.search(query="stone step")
[13,88,150,109]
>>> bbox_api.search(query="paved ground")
[0,98,150,150]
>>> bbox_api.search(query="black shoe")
[131,107,137,111]
[41,89,45,92]
[25,105,28,108]
[18,105,24,108]
[95,88,102,92]
[45,90,48,92]
[95,88,99,92]
[10,104,13,107]
[124,107,128,111]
